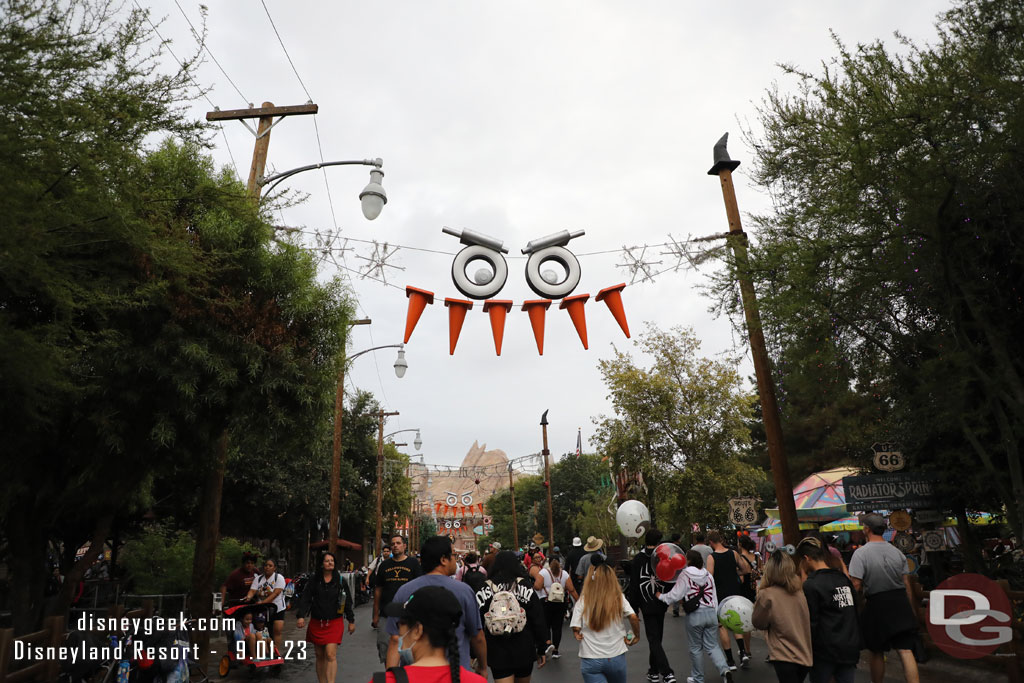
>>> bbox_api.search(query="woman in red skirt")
[296,552,356,683]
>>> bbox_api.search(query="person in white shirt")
[658,549,734,683]
[535,557,579,659]
[246,558,287,656]
[570,558,639,683]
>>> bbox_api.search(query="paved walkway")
[210,601,1005,683]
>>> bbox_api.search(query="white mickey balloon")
[615,500,651,538]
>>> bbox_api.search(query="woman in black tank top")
[705,531,752,670]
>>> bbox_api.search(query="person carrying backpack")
[474,550,550,683]
[657,550,734,683]
[457,553,487,593]
[629,529,678,683]
[535,557,578,659]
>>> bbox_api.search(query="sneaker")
[739,653,751,669]
[663,674,677,683]
[551,650,560,659]
[727,663,738,672]
[723,672,734,683]
[647,674,660,683]
[544,644,556,659]
[687,678,696,683]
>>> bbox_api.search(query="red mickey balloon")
[652,542,687,582]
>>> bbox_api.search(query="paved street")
[211,602,998,683]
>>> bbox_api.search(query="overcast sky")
[139,1,952,467]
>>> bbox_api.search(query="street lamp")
[385,428,423,451]
[329,342,408,555]
[260,158,387,220]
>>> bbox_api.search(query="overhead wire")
[172,0,250,104]
[134,1,243,182]
[259,0,341,230]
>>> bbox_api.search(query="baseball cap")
[492,542,501,550]
[572,537,582,547]
[383,586,463,630]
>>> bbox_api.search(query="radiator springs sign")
[842,472,939,511]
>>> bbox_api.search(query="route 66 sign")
[872,442,905,472]
[728,497,758,526]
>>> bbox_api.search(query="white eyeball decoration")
[445,492,458,506]
[443,227,509,300]
[615,499,651,538]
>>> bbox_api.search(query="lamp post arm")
[347,343,404,365]
[260,158,383,196]
[384,428,419,439]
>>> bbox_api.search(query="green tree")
[0,0,355,634]
[593,325,766,528]
[718,0,1024,535]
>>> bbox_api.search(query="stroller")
[219,604,284,677]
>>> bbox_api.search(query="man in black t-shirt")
[372,534,422,663]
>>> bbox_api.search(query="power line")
[133,2,242,181]
[258,0,340,230]
[172,0,249,104]
[259,0,314,100]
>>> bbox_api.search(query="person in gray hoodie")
[657,550,733,683]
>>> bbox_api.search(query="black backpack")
[682,582,709,614]
[462,565,486,591]
[373,667,409,683]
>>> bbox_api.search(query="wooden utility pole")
[540,410,554,553]
[508,462,520,549]
[328,319,371,555]
[376,410,400,558]
[708,133,800,546]
[205,101,319,201]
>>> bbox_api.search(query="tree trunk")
[8,513,48,634]
[189,430,229,673]
[52,515,113,617]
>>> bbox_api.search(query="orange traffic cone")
[444,298,474,355]
[559,293,590,349]
[595,283,630,338]
[404,287,434,343]
[521,299,553,355]
[482,300,514,355]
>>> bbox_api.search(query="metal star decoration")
[616,244,663,284]
[355,241,405,284]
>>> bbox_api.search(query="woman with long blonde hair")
[569,558,640,683]
[751,552,813,683]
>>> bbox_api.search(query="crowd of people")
[215,512,933,683]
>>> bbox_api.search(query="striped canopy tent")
[754,517,818,554]
[765,466,861,522]
[820,516,862,532]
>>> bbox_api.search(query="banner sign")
[843,472,940,511]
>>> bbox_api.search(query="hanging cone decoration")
[595,283,630,338]
[482,300,514,355]
[444,298,474,355]
[478,503,484,514]
[521,299,553,355]
[559,293,591,349]
[404,287,435,343]
[435,502,443,514]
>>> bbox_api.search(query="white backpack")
[483,581,527,635]
[547,579,565,603]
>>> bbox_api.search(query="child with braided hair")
[372,586,487,683]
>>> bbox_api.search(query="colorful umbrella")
[766,467,861,522]
[756,517,819,537]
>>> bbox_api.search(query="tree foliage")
[0,0,355,631]
[712,0,1024,536]
[592,325,767,530]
